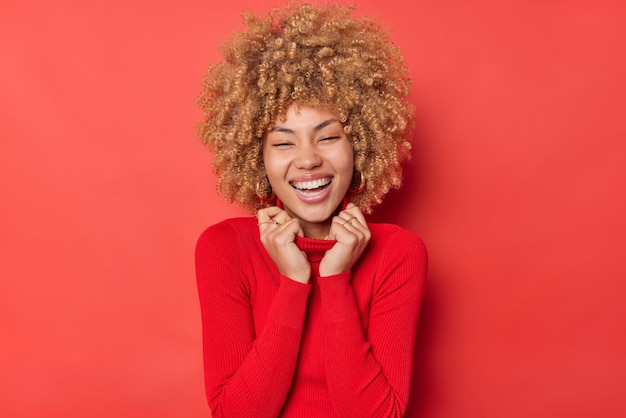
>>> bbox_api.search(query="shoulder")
[196,217,259,255]
[368,223,427,259]
[195,218,259,295]
[365,223,428,294]
[366,223,428,283]
[197,217,257,241]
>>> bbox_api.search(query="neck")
[299,219,331,239]
[276,198,343,239]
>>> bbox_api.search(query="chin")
[295,203,340,223]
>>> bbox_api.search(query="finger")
[328,216,357,242]
[335,212,360,228]
[287,218,305,237]
[332,209,368,241]
[280,217,304,238]
[341,216,359,227]
[257,206,282,223]
[265,219,301,249]
[337,219,364,239]
[340,204,367,227]
[271,210,292,226]
[333,217,355,231]
[257,219,283,227]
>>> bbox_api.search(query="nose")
[294,143,322,169]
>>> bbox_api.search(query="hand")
[257,206,311,284]
[319,203,371,277]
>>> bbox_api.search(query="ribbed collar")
[295,235,335,263]
[276,196,345,262]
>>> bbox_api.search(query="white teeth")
[291,178,332,190]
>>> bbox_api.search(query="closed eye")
[319,136,339,142]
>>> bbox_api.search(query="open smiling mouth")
[290,177,333,196]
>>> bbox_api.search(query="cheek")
[332,145,355,173]
[262,153,286,182]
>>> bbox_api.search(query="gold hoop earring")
[349,170,366,194]
[256,177,276,203]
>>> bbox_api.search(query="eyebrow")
[271,118,339,134]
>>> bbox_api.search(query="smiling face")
[262,104,354,238]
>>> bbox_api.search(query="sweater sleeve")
[317,228,427,417]
[195,221,311,418]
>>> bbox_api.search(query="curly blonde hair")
[197,2,414,214]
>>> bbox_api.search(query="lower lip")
[292,182,333,203]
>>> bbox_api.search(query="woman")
[195,3,427,417]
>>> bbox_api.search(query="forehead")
[273,104,340,129]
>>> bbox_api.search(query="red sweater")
[195,217,427,417]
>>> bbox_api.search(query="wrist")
[319,264,345,277]
[283,270,311,284]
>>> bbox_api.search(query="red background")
[2,1,625,417]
